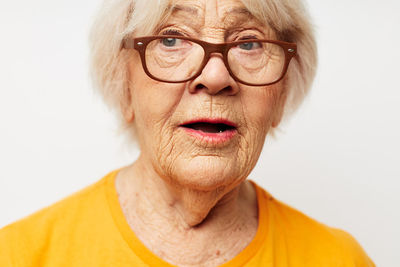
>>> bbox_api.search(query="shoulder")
[252,183,375,266]
[0,171,116,266]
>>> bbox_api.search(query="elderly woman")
[0,0,374,266]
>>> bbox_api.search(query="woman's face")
[126,0,286,190]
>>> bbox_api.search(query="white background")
[0,0,399,266]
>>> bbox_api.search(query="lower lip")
[180,127,237,144]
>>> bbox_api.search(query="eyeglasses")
[122,35,297,86]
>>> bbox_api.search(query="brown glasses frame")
[122,35,297,86]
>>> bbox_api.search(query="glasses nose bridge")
[201,42,230,71]
[203,42,227,57]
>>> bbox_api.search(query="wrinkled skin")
[116,0,287,265]
[127,0,285,198]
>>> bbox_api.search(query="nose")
[188,54,239,95]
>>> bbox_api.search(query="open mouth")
[179,119,238,143]
[181,122,235,133]
[180,120,237,134]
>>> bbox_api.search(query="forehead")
[164,0,263,29]
[168,0,249,16]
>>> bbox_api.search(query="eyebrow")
[223,11,257,28]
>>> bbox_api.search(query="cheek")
[128,70,187,155]
[235,85,282,162]
[241,85,282,132]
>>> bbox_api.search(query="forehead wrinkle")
[168,3,256,27]
[160,2,265,38]
[157,4,203,33]
[170,4,198,15]
[223,6,253,18]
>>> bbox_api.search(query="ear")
[271,85,287,128]
[122,86,135,123]
[123,103,135,123]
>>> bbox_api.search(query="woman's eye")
[161,37,179,47]
[238,42,261,51]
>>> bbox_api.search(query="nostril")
[220,86,234,95]
[196,84,205,90]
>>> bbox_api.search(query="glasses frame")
[122,35,297,86]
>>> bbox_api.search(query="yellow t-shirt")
[0,170,375,266]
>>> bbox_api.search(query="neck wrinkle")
[118,155,247,231]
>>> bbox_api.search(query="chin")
[168,155,246,192]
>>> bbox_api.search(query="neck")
[117,156,248,228]
[115,156,258,266]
